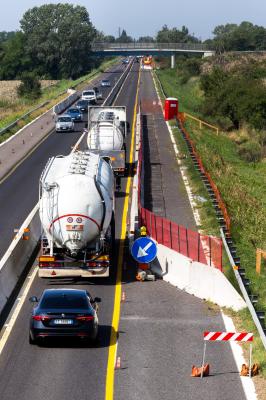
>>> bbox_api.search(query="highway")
[0,61,251,400]
[0,61,127,259]
[0,60,140,400]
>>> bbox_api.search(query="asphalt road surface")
[0,61,140,400]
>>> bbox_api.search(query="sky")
[0,0,265,40]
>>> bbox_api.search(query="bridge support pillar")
[171,54,175,69]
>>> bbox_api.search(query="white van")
[81,89,97,103]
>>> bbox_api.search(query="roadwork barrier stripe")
[204,331,253,341]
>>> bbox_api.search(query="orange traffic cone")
[121,292,126,302]
[191,364,210,377]
[115,357,121,369]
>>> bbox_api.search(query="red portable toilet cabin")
[164,97,178,121]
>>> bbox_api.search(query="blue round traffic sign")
[131,236,157,263]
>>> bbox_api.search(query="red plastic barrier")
[137,108,223,271]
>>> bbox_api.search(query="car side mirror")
[94,297,101,303]
[29,296,38,303]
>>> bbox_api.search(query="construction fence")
[137,110,223,271]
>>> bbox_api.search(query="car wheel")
[29,333,36,345]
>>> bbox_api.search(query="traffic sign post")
[131,236,157,264]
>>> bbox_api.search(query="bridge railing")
[92,42,211,51]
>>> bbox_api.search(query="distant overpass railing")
[92,42,212,51]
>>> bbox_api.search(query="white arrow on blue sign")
[131,236,157,263]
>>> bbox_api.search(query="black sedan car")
[76,99,92,113]
[29,289,101,344]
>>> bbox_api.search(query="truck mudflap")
[89,149,126,176]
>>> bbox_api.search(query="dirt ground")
[0,80,58,102]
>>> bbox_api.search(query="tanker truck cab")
[38,151,115,278]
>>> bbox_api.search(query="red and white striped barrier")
[200,331,254,378]
[204,331,253,342]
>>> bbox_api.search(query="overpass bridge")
[91,42,215,67]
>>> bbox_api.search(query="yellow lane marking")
[105,66,141,400]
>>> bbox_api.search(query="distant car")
[122,59,129,64]
[100,79,111,87]
[66,107,83,122]
[55,115,74,132]
[76,99,92,113]
[93,86,103,100]
[81,89,97,103]
[29,288,101,344]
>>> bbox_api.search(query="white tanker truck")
[38,151,115,278]
[86,106,127,176]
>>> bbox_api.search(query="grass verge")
[0,58,118,142]
[154,68,266,378]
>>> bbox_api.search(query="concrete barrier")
[151,243,246,311]
[53,90,79,115]
[0,204,40,315]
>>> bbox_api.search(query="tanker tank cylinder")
[39,151,114,256]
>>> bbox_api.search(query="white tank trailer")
[86,106,127,176]
[38,151,115,278]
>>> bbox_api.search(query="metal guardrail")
[0,70,100,137]
[0,101,50,136]
[92,42,212,51]
[221,228,266,351]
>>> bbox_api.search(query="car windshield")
[68,109,79,113]
[102,80,109,84]
[58,117,71,122]
[83,91,94,96]
[39,292,89,309]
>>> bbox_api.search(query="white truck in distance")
[86,106,127,176]
[38,151,115,278]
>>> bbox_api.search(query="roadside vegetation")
[0,57,117,143]
[154,54,266,376]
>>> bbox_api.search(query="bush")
[17,72,41,99]
[238,140,262,162]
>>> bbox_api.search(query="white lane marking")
[0,266,38,355]
[221,312,257,400]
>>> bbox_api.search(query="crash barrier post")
[256,248,266,275]
[201,331,254,378]
[137,109,223,270]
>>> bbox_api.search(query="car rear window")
[40,293,89,309]
[58,117,71,122]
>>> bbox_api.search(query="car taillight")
[32,315,50,321]
[76,316,94,321]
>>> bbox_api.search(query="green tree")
[156,25,199,43]
[0,31,30,79]
[138,36,154,43]
[20,3,97,79]
[210,21,266,51]
[17,72,41,99]
[117,29,133,43]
